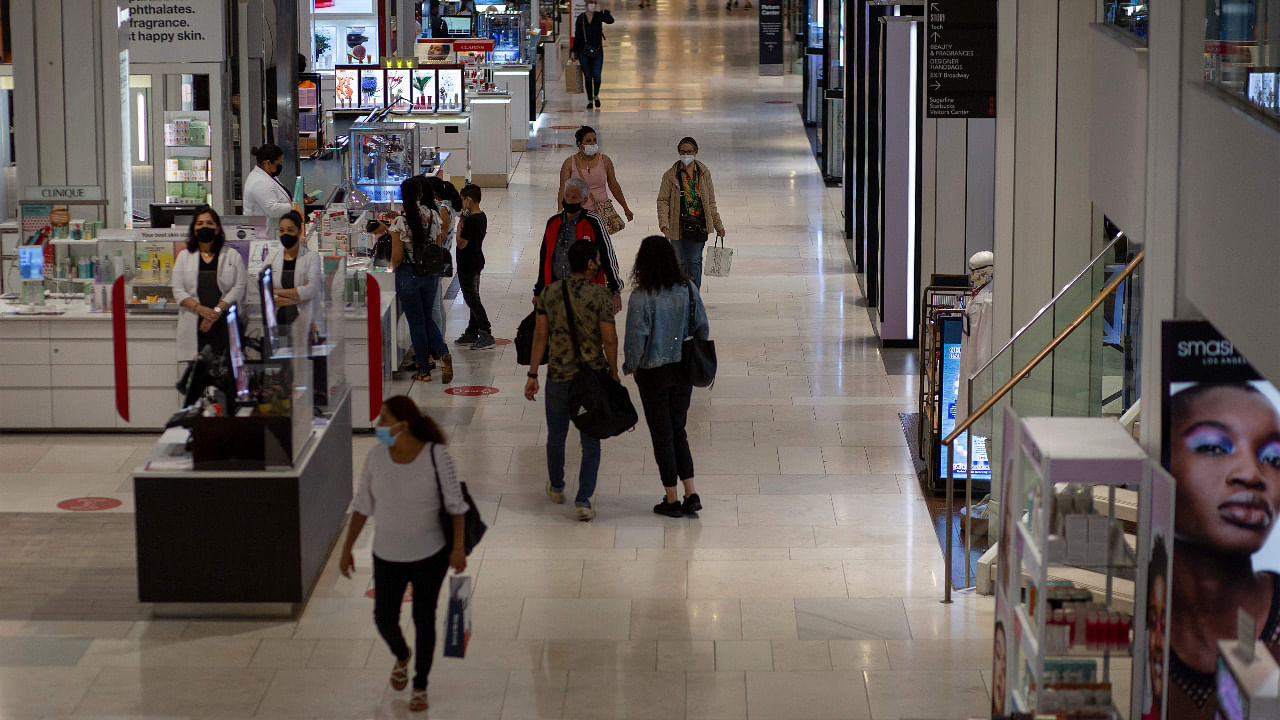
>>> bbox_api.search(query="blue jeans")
[545,378,601,506]
[580,51,604,101]
[672,236,705,289]
[396,266,448,373]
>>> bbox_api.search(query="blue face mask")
[375,426,397,446]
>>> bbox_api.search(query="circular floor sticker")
[445,385,500,397]
[366,586,414,602]
[494,338,512,346]
[57,497,122,512]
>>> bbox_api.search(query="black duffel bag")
[679,281,716,388]
[515,309,546,366]
[561,281,637,439]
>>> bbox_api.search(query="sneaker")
[575,504,596,521]
[594,98,601,108]
[439,353,454,384]
[653,499,684,518]
[681,493,702,514]
[455,330,478,345]
[472,332,496,350]
[545,480,564,504]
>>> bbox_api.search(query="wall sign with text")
[925,0,997,118]
[128,0,225,64]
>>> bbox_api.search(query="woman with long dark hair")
[171,206,246,362]
[623,235,710,517]
[390,177,453,383]
[340,396,467,713]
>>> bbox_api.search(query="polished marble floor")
[0,3,997,718]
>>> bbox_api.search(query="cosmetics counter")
[0,228,396,433]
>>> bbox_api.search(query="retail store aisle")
[0,2,994,718]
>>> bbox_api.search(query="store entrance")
[128,64,227,224]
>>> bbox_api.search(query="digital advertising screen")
[939,316,991,482]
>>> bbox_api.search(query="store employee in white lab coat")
[243,143,297,239]
[172,207,247,363]
[265,210,325,342]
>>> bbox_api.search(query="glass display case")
[349,122,422,204]
[480,13,525,63]
[411,67,439,111]
[437,66,465,112]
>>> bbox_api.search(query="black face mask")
[269,163,282,178]
[562,202,582,214]
[195,228,218,245]
[279,234,299,250]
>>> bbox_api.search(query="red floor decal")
[543,143,574,148]
[550,125,578,129]
[494,338,512,345]
[57,497,122,512]
[445,385,500,396]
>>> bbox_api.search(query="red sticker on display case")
[57,497,122,512]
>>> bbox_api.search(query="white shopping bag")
[443,575,473,658]
[705,236,734,277]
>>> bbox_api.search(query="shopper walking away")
[454,184,494,349]
[391,177,453,383]
[243,144,298,240]
[524,240,620,521]
[339,396,468,713]
[535,177,624,315]
[571,2,614,108]
[172,206,247,364]
[264,210,324,337]
[656,136,725,288]
[557,126,634,227]
[624,236,710,517]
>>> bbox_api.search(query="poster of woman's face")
[1169,381,1280,570]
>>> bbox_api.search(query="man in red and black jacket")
[533,177,624,313]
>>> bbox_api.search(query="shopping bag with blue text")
[443,575,473,658]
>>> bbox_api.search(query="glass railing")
[942,236,1143,600]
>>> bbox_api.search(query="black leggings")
[635,363,695,488]
[372,548,451,690]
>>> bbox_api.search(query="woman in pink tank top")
[557,126,635,222]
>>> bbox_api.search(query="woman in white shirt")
[242,144,295,239]
[171,207,247,363]
[264,211,325,343]
[340,396,467,714]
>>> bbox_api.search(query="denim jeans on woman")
[396,266,448,373]
[580,51,604,102]
[544,378,601,507]
[672,236,705,289]
[372,548,450,691]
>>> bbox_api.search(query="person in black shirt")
[571,2,614,109]
[455,184,493,349]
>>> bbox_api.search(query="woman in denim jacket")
[623,236,711,518]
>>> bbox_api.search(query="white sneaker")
[545,480,564,504]
[575,504,596,521]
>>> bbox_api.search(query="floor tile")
[771,640,833,671]
[76,666,275,717]
[629,599,742,640]
[714,640,773,672]
[794,598,913,641]
[687,560,846,598]
[744,671,871,719]
[517,599,631,641]
[562,671,685,719]
[501,669,568,720]
[863,669,990,719]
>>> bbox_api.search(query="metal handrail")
[940,248,1145,603]
[968,234,1124,387]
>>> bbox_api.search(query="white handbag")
[705,236,734,277]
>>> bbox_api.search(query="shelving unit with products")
[162,111,212,205]
[995,413,1174,720]
[298,73,325,159]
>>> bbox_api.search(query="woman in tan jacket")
[656,137,725,288]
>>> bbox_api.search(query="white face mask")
[680,155,695,166]
[583,144,599,156]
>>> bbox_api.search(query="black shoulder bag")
[411,211,449,277]
[679,282,717,388]
[430,444,487,556]
[562,281,637,439]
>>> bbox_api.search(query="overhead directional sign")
[926,0,997,118]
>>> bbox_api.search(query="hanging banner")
[127,0,226,64]
[1160,320,1280,718]
[758,0,784,73]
